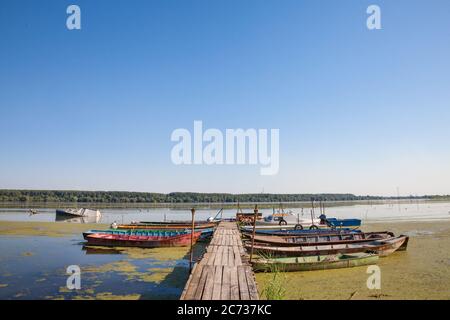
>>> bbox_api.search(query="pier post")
[249,205,258,263]
[189,208,195,273]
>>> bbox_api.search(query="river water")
[1,200,450,224]
[0,201,449,299]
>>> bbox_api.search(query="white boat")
[251,210,322,229]
[56,208,101,219]
[55,213,101,224]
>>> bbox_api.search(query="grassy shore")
[255,220,450,300]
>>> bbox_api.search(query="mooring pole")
[189,208,195,273]
[249,204,258,263]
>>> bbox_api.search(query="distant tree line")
[0,189,444,204]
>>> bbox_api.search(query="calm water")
[0,232,207,300]
[1,201,450,224]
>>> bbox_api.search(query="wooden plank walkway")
[180,221,259,300]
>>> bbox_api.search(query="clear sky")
[1,0,449,196]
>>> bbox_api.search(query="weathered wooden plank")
[244,266,259,300]
[180,262,198,300]
[194,264,209,300]
[228,245,235,266]
[222,245,228,266]
[207,251,216,265]
[212,265,223,300]
[182,264,204,300]
[233,245,242,266]
[221,267,231,300]
[214,245,224,266]
[229,266,239,300]
[202,265,215,300]
[237,266,250,300]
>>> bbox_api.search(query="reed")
[259,253,287,300]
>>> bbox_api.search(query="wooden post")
[189,208,195,273]
[249,205,258,263]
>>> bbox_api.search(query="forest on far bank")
[0,189,447,204]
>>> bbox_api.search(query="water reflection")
[82,245,123,255]
[0,234,206,300]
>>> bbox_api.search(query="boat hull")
[241,228,360,236]
[252,253,379,272]
[246,235,409,257]
[243,231,393,247]
[86,231,202,248]
[82,228,214,241]
[116,223,216,230]
[56,208,101,218]
[326,218,362,228]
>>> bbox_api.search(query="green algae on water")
[0,221,108,238]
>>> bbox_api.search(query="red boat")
[86,231,202,248]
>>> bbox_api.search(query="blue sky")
[1,0,449,196]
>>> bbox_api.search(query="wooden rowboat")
[241,227,360,236]
[83,229,188,240]
[138,220,218,225]
[83,228,214,240]
[251,253,379,272]
[56,208,101,218]
[246,235,409,257]
[243,231,393,247]
[86,231,202,248]
[116,222,216,230]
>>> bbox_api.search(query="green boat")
[251,252,379,272]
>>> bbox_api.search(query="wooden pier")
[180,221,259,300]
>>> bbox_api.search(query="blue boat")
[83,228,214,241]
[326,218,361,228]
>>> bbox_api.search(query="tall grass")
[259,253,287,300]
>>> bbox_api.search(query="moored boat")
[83,229,189,240]
[82,228,214,240]
[241,227,361,236]
[85,231,202,248]
[245,235,409,257]
[56,208,101,218]
[326,218,361,228]
[138,220,218,225]
[251,252,379,272]
[116,222,216,230]
[240,219,360,231]
[243,231,393,247]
